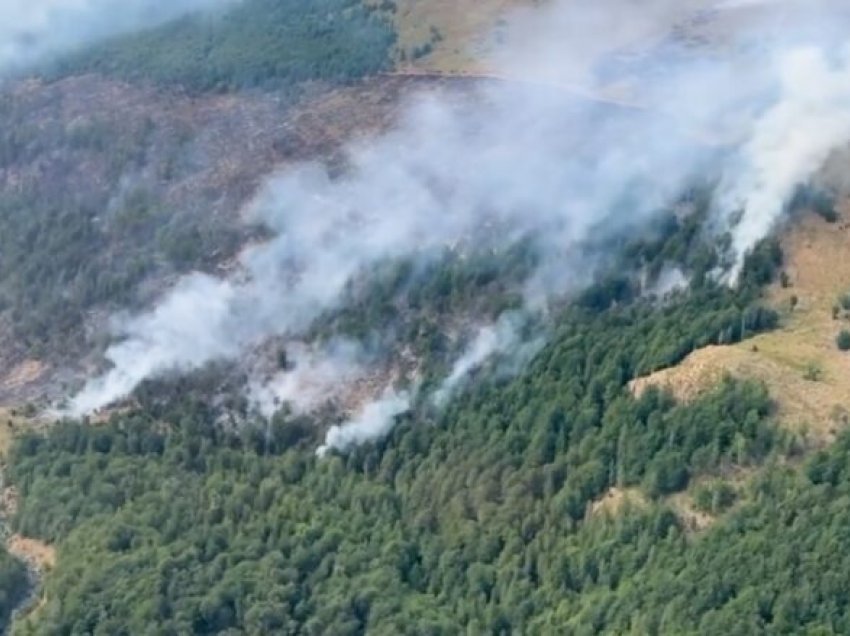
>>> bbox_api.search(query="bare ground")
[6,535,55,572]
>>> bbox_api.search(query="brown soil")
[6,535,55,572]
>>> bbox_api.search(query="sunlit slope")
[389,0,751,74]
[632,207,850,443]
[389,0,523,72]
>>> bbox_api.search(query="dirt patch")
[591,485,719,532]
[6,535,55,572]
[0,361,47,394]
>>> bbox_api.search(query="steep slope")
[4,274,787,634]
[49,0,396,91]
[5,0,850,634]
[0,73,452,405]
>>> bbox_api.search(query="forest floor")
[6,536,55,573]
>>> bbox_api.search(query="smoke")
[66,1,850,451]
[432,326,510,408]
[69,274,242,416]
[432,313,542,408]
[317,388,411,457]
[0,0,237,75]
[718,45,850,271]
[248,339,371,418]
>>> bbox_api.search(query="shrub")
[693,481,737,515]
[804,362,824,381]
[836,330,850,352]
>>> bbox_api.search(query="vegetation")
[804,361,824,382]
[310,199,781,387]
[6,2,850,630]
[0,0,399,366]
[0,549,28,628]
[0,175,248,359]
[4,258,792,634]
[51,0,397,92]
[789,184,838,223]
[693,479,738,515]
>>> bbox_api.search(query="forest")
[0,0,396,368]
[0,549,27,629]
[48,0,397,92]
[2,0,849,631]
[1,220,801,633]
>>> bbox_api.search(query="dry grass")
[6,535,56,572]
[389,0,525,73]
[0,361,47,397]
[592,483,732,533]
[387,0,764,75]
[631,207,850,443]
[667,491,716,532]
[0,408,42,457]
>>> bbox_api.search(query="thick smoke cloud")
[317,388,411,457]
[0,0,237,74]
[69,86,710,416]
[719,45,850,272]
[249,339,372,418]
[68,1,850,452]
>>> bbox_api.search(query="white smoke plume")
[0,0,238,75]
[718,45,850,271]
[431,313,541,408]
[248,339,370,418]
[67,0,850,445]
[317,388,411,457]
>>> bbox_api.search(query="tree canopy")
[50,0,397,92]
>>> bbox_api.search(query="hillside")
[0,73,461,405]
[631,203,850,443]
[3,0,850,634]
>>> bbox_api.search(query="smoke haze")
[0,0,237,74]
[65,0,850,451]
[431,313,543,409]
[249,339,372,418]
[317,388,411,457]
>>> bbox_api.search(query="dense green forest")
[50,0,397,91]
[4,247,793,634]
[5,0,848,631]
[0,190,796,633]
[0,548,28,628]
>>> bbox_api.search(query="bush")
[837,330,850,352]
[804,362,824,382]
[693,480,737,514]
